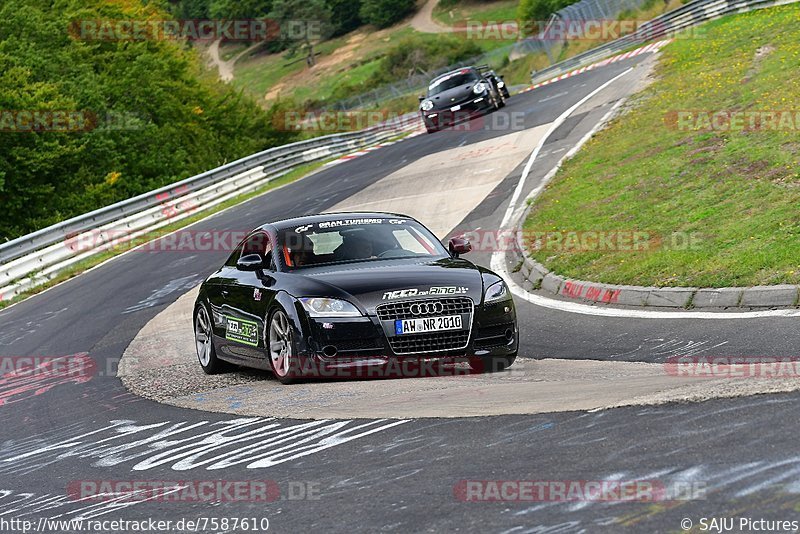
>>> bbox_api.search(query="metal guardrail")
[511,0,652,62]
[528,0,800,84]
[0,114,422,300]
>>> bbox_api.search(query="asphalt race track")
[3,51,800,533]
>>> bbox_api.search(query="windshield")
[427,71,478,96]
[278,217,448,269]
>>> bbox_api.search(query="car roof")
[264,212,415,231]
[430,67,477,84]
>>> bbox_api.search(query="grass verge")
[523,4,800,288]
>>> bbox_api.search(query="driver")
[335,233,376,261]
[286,233,316,266]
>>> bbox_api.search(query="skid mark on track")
[0,417,409,473]
[123,275,202,315]
[0,307,69,346]
[609,338,729,361]
[0,487,158,522]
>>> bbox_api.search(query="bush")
[368,35,483,86]
[359,0,416,28]
[518,0,578,31]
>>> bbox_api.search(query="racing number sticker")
[225,317,259,347]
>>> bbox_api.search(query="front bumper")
[295,298,517,376]
[422,95,494,130]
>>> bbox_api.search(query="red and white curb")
[324,127,426,167]
[518,39,673,94]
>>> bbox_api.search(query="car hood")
[424,85,479,110]
[290,258,487,313]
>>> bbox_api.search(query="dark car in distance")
[419,66,508,133]
[194,213,518,383]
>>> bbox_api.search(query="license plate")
[450,104,461,112]
[395,315,462,335]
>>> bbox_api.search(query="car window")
[279,218,448,269]
[392,228,436,255]
[240,232,273,267]
[307,232,343,254]
[224,242,244,267]
[428,71,479,95]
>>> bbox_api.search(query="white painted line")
[500,68,634,229]
[492,69,800,320]
[508,286,800,319]
[538,91,569,103]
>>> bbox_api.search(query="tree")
[0,0,296,241]
[208,0,273,21]
[326,0,363,37]
[359,0,415,29]
[269,0,333,67]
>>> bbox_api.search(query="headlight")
[497,81,505,88]
[484,281,510,303]
[299,298,362,317]
[421,100,434,111]
[473,82,486,94]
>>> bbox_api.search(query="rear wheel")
[468,353,517,374]
[268,308,300,384]
[195,304,233,374]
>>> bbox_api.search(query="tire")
[489,90,500,111]
[468,353,517,374]
[496,85,507,108]
[425,124,438,134]
[194,304,233,374]
[267,307,301,384]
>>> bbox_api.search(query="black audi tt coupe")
[194,213,518,383]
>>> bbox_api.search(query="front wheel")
[469,353,517,374]
[496,85,507,107]
[195,304,233,374]
[268,308,301,384]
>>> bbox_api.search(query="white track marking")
[492,68,800,320]
[500,68,633,229]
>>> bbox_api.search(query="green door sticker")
[225,316,259,346]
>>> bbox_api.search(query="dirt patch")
[781,141,800,155]
[742,44,775,83]
[258,28,395,102]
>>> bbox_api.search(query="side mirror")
[448,237,472,257]
[237,253,264,271]
[418,95,425,102]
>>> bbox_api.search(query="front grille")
[377,297,473,321]
[388,331,470,355]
